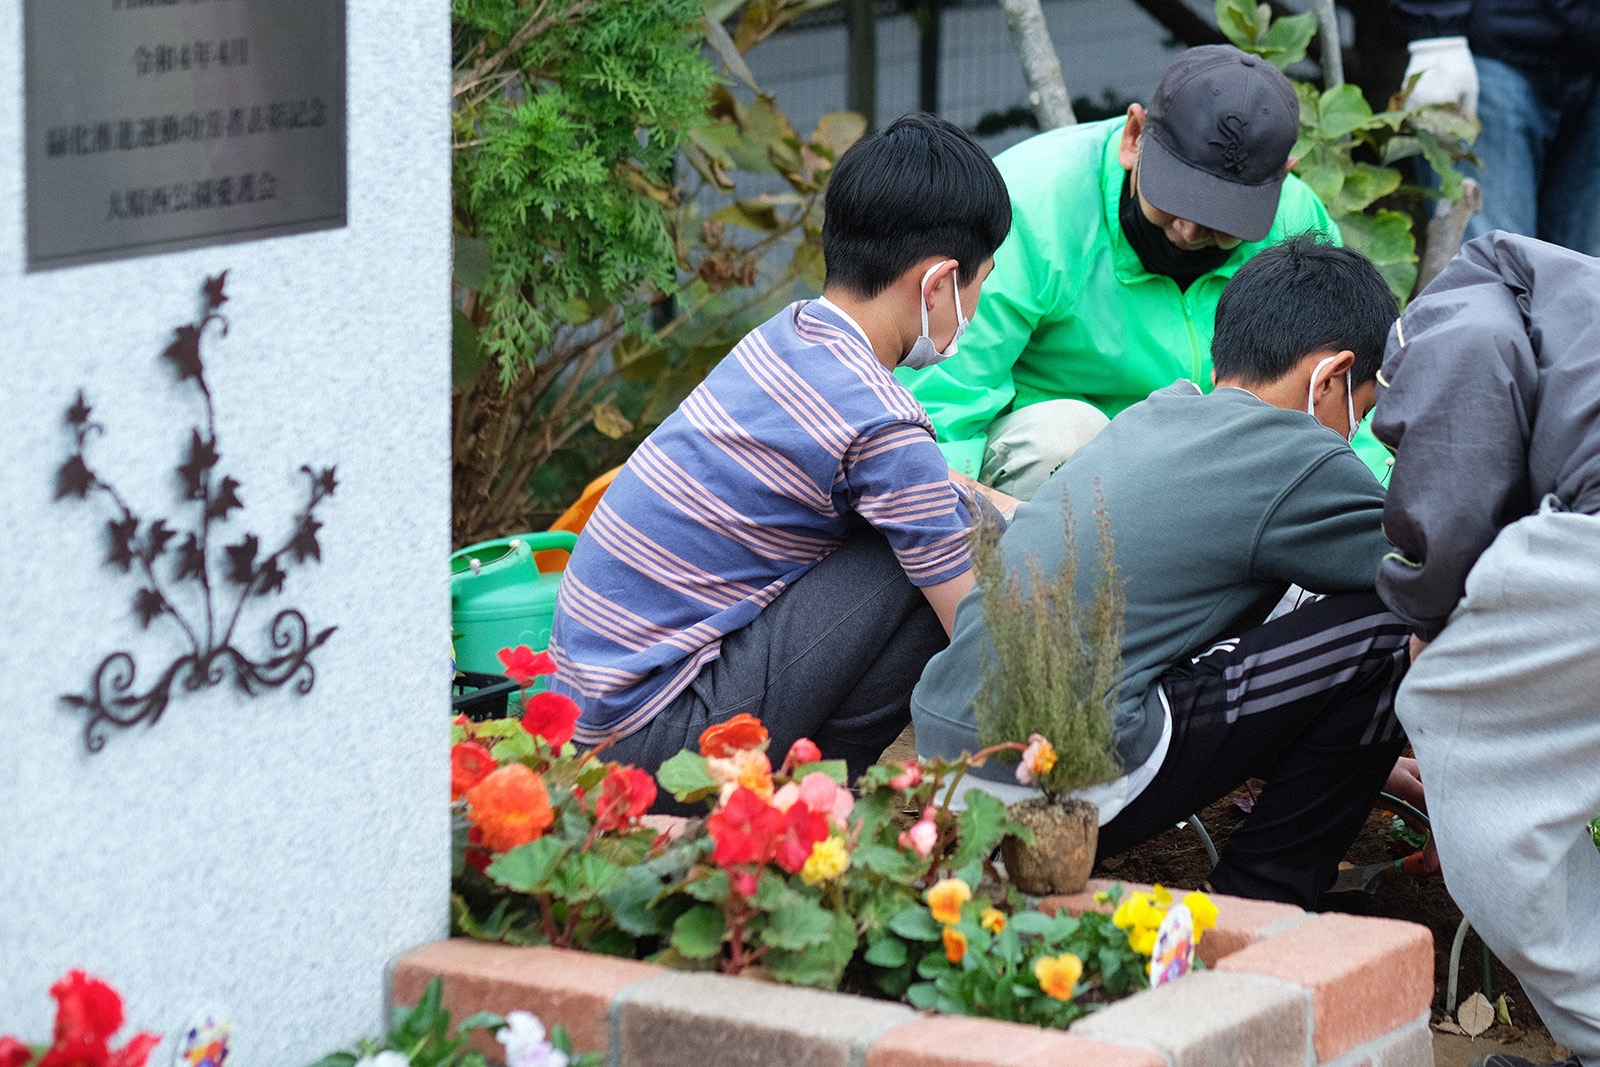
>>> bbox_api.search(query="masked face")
[1308,354,1358,441]
[900,261,969,371]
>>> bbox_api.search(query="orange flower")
[942,925,968,963]
[707,748,774,801]
[1033,953,1083,1001]
[451,742,496,801]
[699,713,768,758]
[465,764,554,853]
[926,878,972,925]
[980,907,1007,934]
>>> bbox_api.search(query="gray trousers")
[595,522,946,814]
[1399,505,1600,1063]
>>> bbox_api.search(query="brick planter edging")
[392,879,1435,1067]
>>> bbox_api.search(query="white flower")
[497,1011,569,1067]
[354,1051,411,1067]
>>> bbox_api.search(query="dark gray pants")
[596,524,947,815]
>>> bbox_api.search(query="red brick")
[1038,879,1306,966]
[865,1016,1165,1067]
[1216,913,1432,1062]
[392,939,667,1057]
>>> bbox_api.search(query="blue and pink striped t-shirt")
[551,300,976,744]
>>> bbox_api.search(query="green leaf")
[1320,83,1375,141]
[305,1056,359,1067]
[864,936,908,968]
[809,112,866,161]
[671,904,728,959]
[852,843,919,879]
[486,836,569,893]
[803,759,849,786]
[764,897,836,950]
[452,310,484,390]
[906,982,940,1010]
[950,789,1012,868]
[709,198,782,232]
[1415,128,1465,201]
[657,749,717,801]
[1297,160,1345,205]
[683,867,730,902]
[455,1011,506,1033]
[453,236,492,291]
[1006,910,1057,936]
[889,906,943,942]
[1256,10,1315,68]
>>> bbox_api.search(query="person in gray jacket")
[1373,232,1599,1067]
[913,236,1413,909]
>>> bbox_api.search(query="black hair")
[822,113,1012,298]
[1211,234,1398,386]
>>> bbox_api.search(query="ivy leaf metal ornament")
[206,476,244,521]
[56,454,94,500]
[177,431,220,499]
[58,271,338,752]
[106,515,139,572]
[133,588,167,628]
[224,535,259,585]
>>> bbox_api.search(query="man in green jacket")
[900,45,1372,498]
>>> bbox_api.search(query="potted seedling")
[972,491,1124,895]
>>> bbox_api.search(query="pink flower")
[1016,733,1057,785]
[796,771,853,829]
[898,807,938,859]
[783,738,822,771]
[887,761,922,790]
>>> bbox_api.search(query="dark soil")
[1094,781,1552,1044]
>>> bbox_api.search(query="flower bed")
[442,651,1436,1065]
[395,884,1436,1067]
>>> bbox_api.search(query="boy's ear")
[1302,348,1356,395]
[898,257,958,308]
[1117,104,1146,171]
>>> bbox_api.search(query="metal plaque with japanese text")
[25,0,346,271]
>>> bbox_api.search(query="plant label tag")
[1148,902,1195,986]
[174,1014,232,1067]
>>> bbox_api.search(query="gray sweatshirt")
[913,381,1392,777]
[1372,232,1600,641]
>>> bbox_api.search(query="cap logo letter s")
[1209,114,1249,173]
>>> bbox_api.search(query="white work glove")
[1403,36,1478,119]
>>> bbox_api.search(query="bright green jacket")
[897,118,1397,478]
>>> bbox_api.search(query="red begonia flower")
[782,738,822,772]
[521,691,581,748]
[774,801,831,874]
[594,765,657,832]
[699,713,768,758]
[707,785,785,868]
[498,645,556,688]
[39,1037,107,1067]
[0,1037,32,1067]
[450,742,496,801]
[106,1033,161,1067]
[50,971,122,1046]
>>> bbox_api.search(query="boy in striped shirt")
[548,114,1016,798]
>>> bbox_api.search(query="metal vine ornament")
[56,272,337,752]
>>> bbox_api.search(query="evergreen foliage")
[451,0,716,377]
[973,493,1124,795]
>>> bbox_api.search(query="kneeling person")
[914,237,1411,908]
[548,114,1012,804]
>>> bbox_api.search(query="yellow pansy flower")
[1033,953,1084,1000]
[980,907,1007,934]
[1184,891,1218,940]
[942,925,968,963]
[926,878,972,925]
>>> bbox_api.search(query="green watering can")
[450,532,577,676]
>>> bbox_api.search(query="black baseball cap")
[1138,45,1300,243]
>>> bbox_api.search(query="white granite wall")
[0,2,450,1064]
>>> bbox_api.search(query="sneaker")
[1468,1055,1582,1067]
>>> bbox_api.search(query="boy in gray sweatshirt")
[914,236,1412,909]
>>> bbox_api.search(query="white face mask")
[900,261,969,371]
[1308,355,1358,441]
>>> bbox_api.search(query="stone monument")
[0,0,450,1062]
